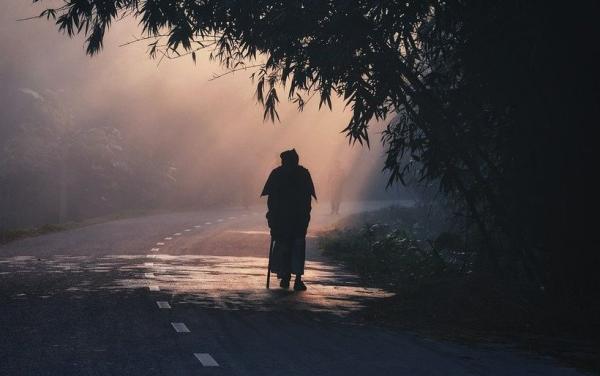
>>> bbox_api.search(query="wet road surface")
[0,202,585,375]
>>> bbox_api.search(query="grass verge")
[0,208,171,245]
[318,206,599,373]
[0,224,68,245]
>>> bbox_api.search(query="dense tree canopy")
[29,0,598,301]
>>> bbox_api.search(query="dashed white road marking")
[156,242,165,246]
[174,233,182,236]
[228,216,236,220]
[171,322,190,333]
[144,262,154,266]
[144,273,155,278]
[194,225,201,228]
[148,285,160,291]
[165,237,173,240]
[205,222,212,225]
[184,229,191,232]
[217,219,224,222]
[151,248,160,252]
[156,301,171,309]
[194,353,219,367]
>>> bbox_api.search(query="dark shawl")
[261,164,316,240]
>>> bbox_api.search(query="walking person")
[328,159,345,215]
[261,149,316,291]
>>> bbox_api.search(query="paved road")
[0,202,585,375]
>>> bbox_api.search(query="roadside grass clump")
[0,224,66,245]
[319,214,471,294]
[317,206,545,332]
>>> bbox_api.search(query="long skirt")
[271,237,306,278]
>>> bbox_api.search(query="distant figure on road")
[328,159,346,215]
[261,149,316,291]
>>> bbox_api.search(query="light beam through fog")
[0,1,405,230]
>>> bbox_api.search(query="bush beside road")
[318,206,599,373]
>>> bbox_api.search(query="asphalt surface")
[0,202,586,375]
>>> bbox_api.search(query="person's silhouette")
[261,149,316,291]
[328,159,345,215]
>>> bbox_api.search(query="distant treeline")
[0,91,251,231]
[0,91,408,232]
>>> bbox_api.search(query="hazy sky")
[1,1,403,210]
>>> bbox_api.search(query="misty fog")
[0,1,408,230]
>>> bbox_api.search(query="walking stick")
[266,237,274,289]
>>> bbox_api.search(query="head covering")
[262,148,316,200]
[280,149,299,167]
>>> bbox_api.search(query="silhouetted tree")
[0,88,174,228]
[28,0,598,303]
